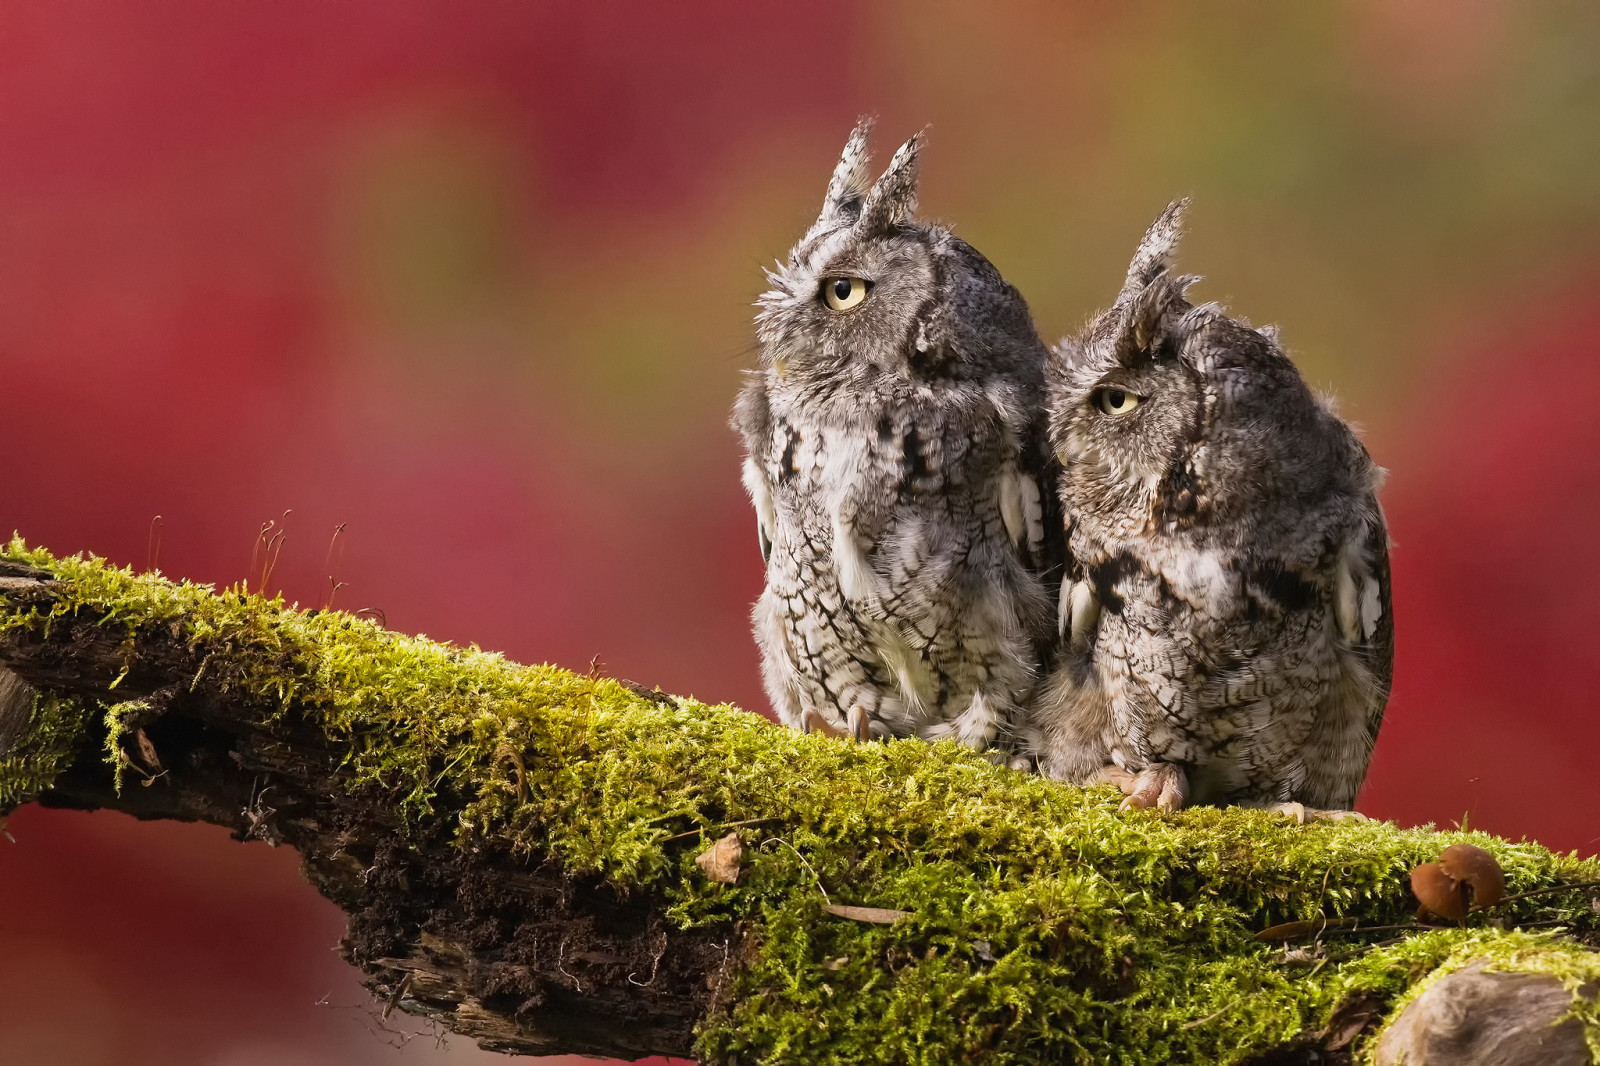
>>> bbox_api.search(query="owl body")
[1033,202,1391,809]
[734,122,1058,748]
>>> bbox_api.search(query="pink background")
[3,3,1598,1063]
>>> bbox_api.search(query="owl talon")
[803,709,847,739]
[848,705,873,743]
[1274,801,1308,825]
[1108,762,1187,812]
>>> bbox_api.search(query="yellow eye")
[1095,388,1142,416]
[821,276,870,312]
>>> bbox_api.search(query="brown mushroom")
[1410,845,1508,922]
[1438,843,1506,909]
[1411,861,1469,921]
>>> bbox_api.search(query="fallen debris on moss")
[0,538,1596,1063]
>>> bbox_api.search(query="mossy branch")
[0,539,1597,1064]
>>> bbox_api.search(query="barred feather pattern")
[733,122,1061,749]
[1031,202,1393,809]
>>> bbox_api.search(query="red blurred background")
[3,3,1598,1063]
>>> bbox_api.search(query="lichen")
[1,535,1597,1065]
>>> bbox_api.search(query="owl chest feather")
[763,387,1002,544]
[750,376,1047,735]
[1085,537,1350,792]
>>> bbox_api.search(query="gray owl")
[1030,200,1392,815]
[732,120,1060,749]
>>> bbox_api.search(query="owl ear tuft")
[857,129,924,233]
[1111,200,1191,364]
[1119,199,1189,302]
[1118,277,1174,362]
[816,117,876,229]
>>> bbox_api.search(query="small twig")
[1498,918,1572,931]
[1181,998,1238,1030]
[1319,922,1434,937]
[383,972,413,1019]
[763,837,829,904]
[664,817,778,842]
[1479,880,1600,909]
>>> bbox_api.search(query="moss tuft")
[2,536,1597,1064]
[0,688,87,810]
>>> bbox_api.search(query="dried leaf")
[695,832,743,885]
[822,903,910,924]
[135,728,163,772]
[1254,916,1358,942]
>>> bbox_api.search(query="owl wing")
[998,462,1045,567]
[999,425,1066,579]
[743,457,775,565]
[1334,497,1394,736]
[1003,426,1068,672]
[732,376,777,565]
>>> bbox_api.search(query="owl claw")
[803,707,876,743]
[1102,762,1187,812]
[848,705,873,743]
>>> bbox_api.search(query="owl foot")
[802,707,875,742]
[803,709,844,739]
[1097,762,1188,812]
[1269,802,1369,825]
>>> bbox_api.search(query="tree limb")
[1,543,1597,1063]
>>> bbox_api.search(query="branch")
[1,541,1597,1064]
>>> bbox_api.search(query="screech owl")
[732,120,1061,749]
[1030,200,1392,815]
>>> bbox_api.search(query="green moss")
[103,698,153,794]
[2,536,1597,1064]
[0,688,87,810]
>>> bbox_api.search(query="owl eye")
[1095,388,1143,416]
[820,276,871,312]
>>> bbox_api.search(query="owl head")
[1048,200,1360,540]
[756,120,1043,387]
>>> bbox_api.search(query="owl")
[732,120,1060,749]
[1030,200,1392,815]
